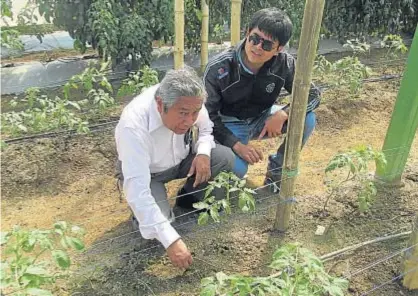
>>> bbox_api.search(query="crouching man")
[115,68,234,269]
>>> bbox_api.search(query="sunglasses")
[248,33,276,52]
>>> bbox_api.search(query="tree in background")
[1,0,24,51]
[5,0,415,69]
[34,0,173,70]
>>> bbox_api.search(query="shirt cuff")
[156,221,181,249]
[196,141,212,157]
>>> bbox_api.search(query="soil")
[1,61,418,296]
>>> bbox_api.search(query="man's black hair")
[248,8,293,46]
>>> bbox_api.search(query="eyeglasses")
[248,33,275,52]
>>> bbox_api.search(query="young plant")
[212,23,227,44]
[343,38,370,55]
[200,243,349,296]
[313,55,372,97]
[63,60,113,100]
[1,221,85,296]
[117,66,159,98]
[88,88,115,110]
[324,145,387,212]
[1,88,89,136]
[193,171,256,225]
[381,34,408,58]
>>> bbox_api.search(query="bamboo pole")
[403,214,418,290]
[230,0,242,46]
[274,0,326,231]
[200,0,209,73]
[174,0,185,69]
[375,25,418,184]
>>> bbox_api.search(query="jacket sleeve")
[283,55,321,113]
[194,104,216,156]
[203,65,240,149]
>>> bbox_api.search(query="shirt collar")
[148,85,165,133]
[237,39,254,75]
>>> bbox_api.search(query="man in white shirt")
[115,68,234,269]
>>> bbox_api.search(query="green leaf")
[54,221,67,231]
[18,124,28,132]
[66,237,85,251]
[26,288,53,296]
[209,207,220,223]
[200,283,216,296]
[193,202,210,210]
[215,272,228,286]
[52,250,71,269]
[201,277,214,286]
[60,237,69,249]
[25,266,48,276]
[198,212,209,225]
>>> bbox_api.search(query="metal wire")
[360,266,418,296]
[2,72,404,144]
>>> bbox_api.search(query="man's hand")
[232,142,263,165]
[258,110,288,139]
[166,239,193,269]
[188,154,211,187]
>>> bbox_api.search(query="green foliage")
[212,23,227,45]
[1,0,24,51]
[200,243,349,295]
[343,39,371,55]
[63,60,113,100]
[193,172,256,225]
[1,88,89,136]
[117,66,159,98]
[63,60,117,115]
[380,34,409,58]
[1,61,160,137]
[34,0,173,69]
[324,145,387,212]
[1,222,85,296]
[323,0,416,41]
[314,55,372,97]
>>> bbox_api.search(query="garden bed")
[1,57,417,295]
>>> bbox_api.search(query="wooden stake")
[274,0,326,231]
[174,0,185,69]
[200,0,209,73]
[230,0,242,46]
[403,214,418,290]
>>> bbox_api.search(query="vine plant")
[1,221,85,296]
[193,172,256,225]
[323,145,387,212]
[200,243,349,296]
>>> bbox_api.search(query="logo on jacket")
[217,67,229,79]
[266,83,276,93]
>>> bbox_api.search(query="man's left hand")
[258,110,288,139]
[187,155,211,187]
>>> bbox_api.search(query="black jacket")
[203,40,321,148]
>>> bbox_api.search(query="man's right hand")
[166,239,193,269]
[232,142,263,165]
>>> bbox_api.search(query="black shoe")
[176,187,201,209]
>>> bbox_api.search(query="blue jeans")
[222,105,316,178]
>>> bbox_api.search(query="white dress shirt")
[115,84,215,248]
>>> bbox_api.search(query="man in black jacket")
[204,8,321,192]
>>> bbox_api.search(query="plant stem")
[323,175,355,211]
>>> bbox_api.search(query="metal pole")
[376,26,418,184]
